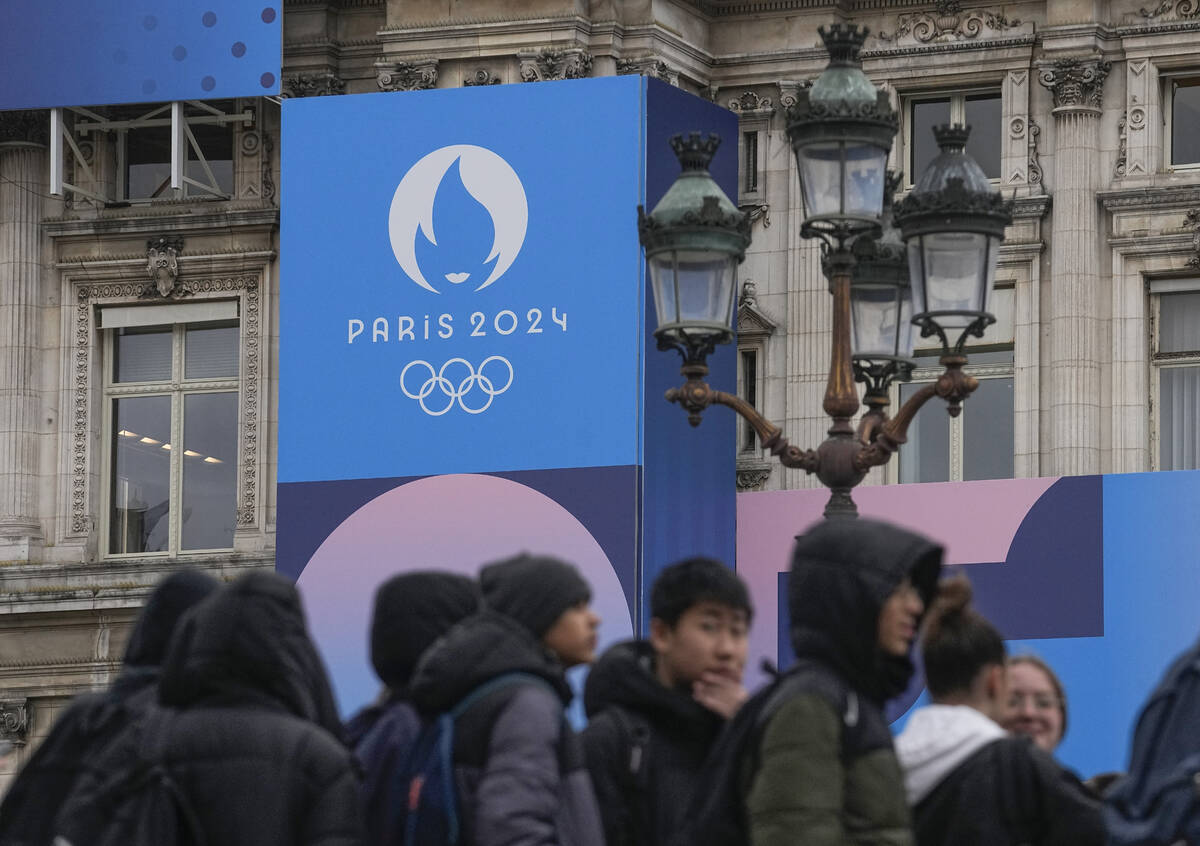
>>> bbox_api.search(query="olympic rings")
[400,356,514,416]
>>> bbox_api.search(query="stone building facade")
[5,0,1200,791]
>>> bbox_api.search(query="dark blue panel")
[639,79,739,633]
[1,0,281,108]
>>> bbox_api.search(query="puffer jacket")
[409,610,604,846]
[581,639,725,846]
[0,569,217,846]
[54,571,362,846]
[745,518,942,846]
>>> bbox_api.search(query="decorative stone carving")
[261,134,276,204]
[1186,208,1200,267]
[1115,112,1128,178]
[0,110,48,146]
[146,237,185,298]
[776,80,809,109]
[616,56,679,86]
[1027,118,1043,185]
[702,85,720,103]
[735,465,772,491]
[737,281,778,341]
[464,69,501,86]
[72,277,263,535]
[876,1,1022,43]
[0,700,29,746]
[1039,58,1111,110]
[376,59,439,92]
[741,203,771,229]
[1139,0,1200,19]
[281,73,346,98]
[519,47,592,83]
[728,91,774,114]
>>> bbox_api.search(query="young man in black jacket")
[582,557,752,846]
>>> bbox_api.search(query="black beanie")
[480,553,591,638]
[370,571,479,690]
[123,569,221,668]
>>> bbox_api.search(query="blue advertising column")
[279,77,737,713]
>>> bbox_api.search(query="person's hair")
[921,575,1006,699]
[1007,653,1069,739]
[650,557,753,627]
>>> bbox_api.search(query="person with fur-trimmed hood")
[894,575,1104,846]
[744,518,942,846]
[409,552,605,846]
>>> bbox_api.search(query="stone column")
[0,111,47,560]
[1039,58,1110,476]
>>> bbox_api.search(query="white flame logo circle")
[388,145,528,294]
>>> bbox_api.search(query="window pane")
[744,131,759,193]
[963,377,1014,480]
[127,125,172,199]
[110,396,172,554]
[187,121,234,195]
[898,382,950,483]
[910,99,951,183]
[741,349,757,451]
[1172,79,1200,166]
[181,392,237,550]
[1159,291,1200,353]
[113,326,172,383]
[1161,366,1200,470]
[185,320,239,379]
[965,94,1002,180]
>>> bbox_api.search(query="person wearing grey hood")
[894,576,1103,846]
[0,569,218,846]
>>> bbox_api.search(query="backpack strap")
[449,672,557,720]
[609,707,652,790]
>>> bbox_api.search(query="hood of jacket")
[123,569,220,668]
[895,704,1008,804]
[583,640,723,736]
[409,610,572,714]
[157,571,343,737]
[789,518,942,702]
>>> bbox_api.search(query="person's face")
[542,601,601,668]
[650,601,750,689]
[1005,662,1065,752]
[877,577,924,657]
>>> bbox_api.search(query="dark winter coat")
[581,639,725,846]
[745,519,942,846]
[409,610,604,846]
[54,571,363,846]
[0,569,217,846]
[896,704,1104,846]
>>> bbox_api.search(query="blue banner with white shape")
[280,78,652,482]
[0,0,281,109]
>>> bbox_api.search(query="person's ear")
[649,617,673,654]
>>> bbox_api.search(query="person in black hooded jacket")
[53,571,362,846]
[894,576,1104,846]
[0,569,218,846]
[582,557,752,846]
[743,517,942,846]
[409,552,604,846]
[344,571,479,845]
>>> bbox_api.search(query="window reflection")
[181,392,237,550]
[110,396,172,554]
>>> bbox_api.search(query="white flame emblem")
[388,144,528,294]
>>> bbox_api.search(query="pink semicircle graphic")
[296,473,634,716]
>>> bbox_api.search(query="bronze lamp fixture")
[638,23,1013,519]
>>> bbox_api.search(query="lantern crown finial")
[933,123,971,153]
[670,132,721,172]
[818,24,869,68]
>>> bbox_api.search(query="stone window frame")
[900,86,1005,187]
[735,282,776,492]
[1159,71,1200,171]
[1148,279,1200,471]
[1117,32,1200,181]
[62,264,268,558]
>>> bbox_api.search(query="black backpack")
[1106,639,1200,846]
[55,709,206,846]
[668,661,867,846]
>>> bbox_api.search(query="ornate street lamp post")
[638,23,1012,518]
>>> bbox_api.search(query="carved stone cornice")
[281,73,346,98]
[1098,185,1200,211]
[464,69,502,86]
[616,56,679,86]
[0,700,29,746]
[875,1,1023,44]
[0,110,48,147]
[519,47,592,82]
[1012,194,1052,220]
[376,59,438,92]
[1139,0,1200,20]
[1039,58,1111,111]
[728,91,774,115]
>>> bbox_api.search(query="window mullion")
[169,327,184,556]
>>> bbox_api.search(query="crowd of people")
[0,517,1195,845]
